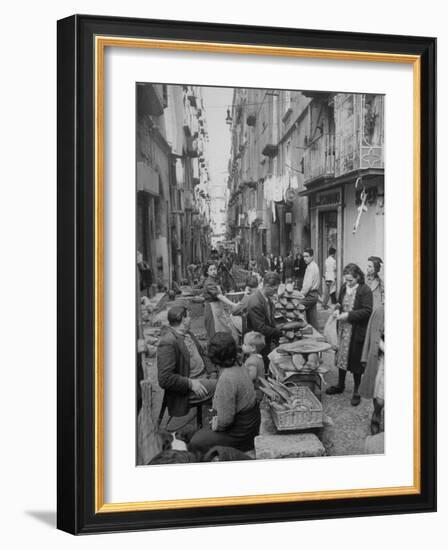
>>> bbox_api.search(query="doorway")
[319,210,338,275]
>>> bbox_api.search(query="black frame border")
[57,14,436,534]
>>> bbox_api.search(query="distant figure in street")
[366,256,385,311]
[294,252,307,289]
[273,256,284,281]
[268,253,275,271]
[278,255,285,282]
[246,271,283,371]
[157,306,217,418]
[189,332,261,454]
[326,263,373,407]
[203,262,238,342]
[298,248,321,330]
[258,253,270,277]
[283,251,295,282]
[248,259,262,286]
[322,247,337,309]
[217,256,234,293]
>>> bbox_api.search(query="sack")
[324,315,338,349]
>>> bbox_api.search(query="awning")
[299,168,384,197]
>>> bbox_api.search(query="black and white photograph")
[136,83,385,466]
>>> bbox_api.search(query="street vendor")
[203,261,239,343]
[246,271,283,371]
[297,248,321,330]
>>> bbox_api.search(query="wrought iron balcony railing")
[303,133,335,183]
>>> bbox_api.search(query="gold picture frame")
[58,15,436,534]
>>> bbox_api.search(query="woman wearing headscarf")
[203,262,238,343]
[366,256,385,311]
[326,263,373,406]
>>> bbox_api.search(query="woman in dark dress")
[294,252,307,290]
[326,263,373,406]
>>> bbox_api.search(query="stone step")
[254,433,326,460]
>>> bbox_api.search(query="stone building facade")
[136,83,211,292]
[226,88,384,281]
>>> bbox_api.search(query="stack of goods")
[258,378,323,431]
[273,283,311,343]
[268,339,332,383]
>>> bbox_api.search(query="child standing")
[242,331,266,401]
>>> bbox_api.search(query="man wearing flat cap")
[157,305,218,418]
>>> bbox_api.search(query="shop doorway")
[319,210,338,275]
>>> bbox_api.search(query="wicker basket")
[269,385,323,431]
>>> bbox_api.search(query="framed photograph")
[57,14,436,534]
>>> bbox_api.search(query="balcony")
[246,112,256,126]
[261,143,279,158]
[303,133,335,184]
[188,93,197,108]
[186,137,199,158]
[334,93,384,178]
[183,190,192,209]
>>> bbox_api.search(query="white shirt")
[301,261,320,296]
[324,256,337,282]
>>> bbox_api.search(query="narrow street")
[136,83,385,465]
[140,291,376,461]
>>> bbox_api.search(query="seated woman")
[189,332,261,455]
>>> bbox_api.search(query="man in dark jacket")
[157,306,217,418]
[283,251,294,282]
[246,271,283,371]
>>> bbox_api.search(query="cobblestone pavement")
[144,296,380,457]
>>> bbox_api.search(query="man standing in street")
[322,247,337,309]
[246,271,283,371]
[258,253,270,277]
[283,251,295,282]
[298,248,321,330]
[157,306,217,418]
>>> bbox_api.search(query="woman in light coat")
[359,305,385,434]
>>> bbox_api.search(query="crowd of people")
[153,246,385,464]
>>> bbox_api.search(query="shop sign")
[310,190,341,207]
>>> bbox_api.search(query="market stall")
[259,285,333,434]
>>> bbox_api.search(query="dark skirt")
[189,403,261,454]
